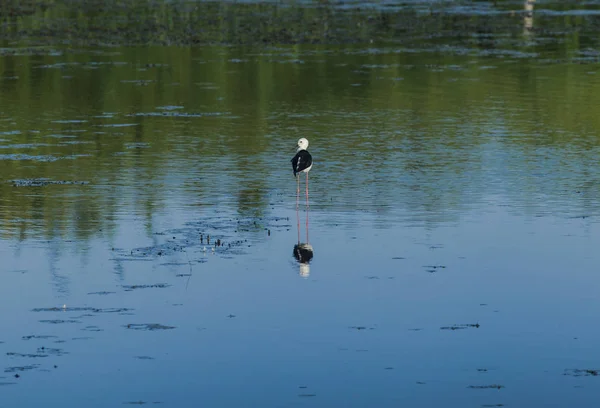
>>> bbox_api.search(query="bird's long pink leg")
[306,206,309,243]
[305,173,309,210]
[296,175,300,243]
[297,206,301,244]
[305,173,309,243]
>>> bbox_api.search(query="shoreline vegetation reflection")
[1,0,600,244]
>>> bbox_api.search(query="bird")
[291,138,312,210]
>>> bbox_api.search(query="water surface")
[2,1,600,407]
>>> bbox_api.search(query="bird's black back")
[291,150,312,176]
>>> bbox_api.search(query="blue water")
[3,6,600,403]
[2,200,600,406]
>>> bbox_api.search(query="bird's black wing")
[291,150,312,176]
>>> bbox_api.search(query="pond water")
[2,1,600,407]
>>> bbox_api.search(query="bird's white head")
[296,138,309,151]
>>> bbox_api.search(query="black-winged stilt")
[291,137,312,211]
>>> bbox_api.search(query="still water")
[2,1,600,407]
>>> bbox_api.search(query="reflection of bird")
[293,243,314,278]
[291,138,312,210]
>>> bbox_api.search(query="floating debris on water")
[156,105,184,110]
[122,284,170,291]
[33,307,133,314]
[81,326,103,332]
[4,365,39,373]
[6,352,48,358]
[38,319,81,324]
[423,265,447,273]
[52,119,87,124]
[98,123,139,128]
[440,324,480,330]
[126,111,228,118]
[37,347,67,356]
[124,324,176,331]
[125,142,150,149]
[10,178,89,187]
[0,154,62,162]
[22,335,58,340]
[468,384,505,389]
[564,369,600,377]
